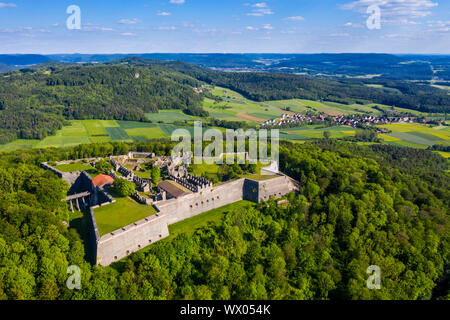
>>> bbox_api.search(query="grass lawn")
[242,173,279,181]
[145,110,194,123]
[134,170,151,179]
[0,139,40,152]
[94,189,157,236]
[82,120,109,136]
[282,125,359,139]
[167,200,255,240]
[105,127,132,141]
[189,159,273,183]
[55,163,95,172]
[203,86,284,121]
[125,126,166,140]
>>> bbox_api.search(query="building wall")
[257,175,294,203]
[155,178,248,226]
[94,175,296,266]
[97,214,170,266]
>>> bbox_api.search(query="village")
[259,112,444,132]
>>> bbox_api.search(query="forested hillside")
[0,140,448,300]
[0,63,203,143]
[150,59,450,113]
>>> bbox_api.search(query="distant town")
[260,112,446,132]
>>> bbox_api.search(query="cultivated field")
[377,124,450,149]
[0,119,199,152]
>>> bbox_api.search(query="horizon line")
[1,52,450,56]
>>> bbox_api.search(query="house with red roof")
[92,174,115,188]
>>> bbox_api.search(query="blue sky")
[0,0,449,54]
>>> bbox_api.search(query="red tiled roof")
[92,174,115,187]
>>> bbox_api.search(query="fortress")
[42,152,299,266]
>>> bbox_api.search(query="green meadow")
[94,189,157,236]
[203,86,441,121]
[145,110,195,123]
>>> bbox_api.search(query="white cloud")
[170,0,185,4]
[343,22,364,27]
[246,2,274,16]
[246,26,258,31]
[156,26,177,30]
[118,18,141,25]
[120,32,135,36]
[426,20,450,32]
[0,3,16,8]
[252,2,267,8]
[263,24,274,30]
[83,25,115,32]
[329,33,351,37]
[247,8,274,16]
[284,16,304,21]
[157,11,171,16]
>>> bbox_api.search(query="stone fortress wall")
[95,174,298,266]
[40,154,298,266]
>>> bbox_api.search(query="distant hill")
[0,60,204,143]
[122,57,449,113]
[42,53,450,80]
[2,53,450,80]
[0,63,16,73]
[0,54,52,66]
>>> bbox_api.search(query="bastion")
[94,174,298,266]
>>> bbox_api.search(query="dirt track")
[237,113,265,122]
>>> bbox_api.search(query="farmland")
[0,119,194,152]
[0,86,448,155]
[376,123,450,149]
[202,86,440,121]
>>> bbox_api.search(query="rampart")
[94,174,298,266]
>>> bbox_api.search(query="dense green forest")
[0,140,448,300]
[0,63,203,143]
